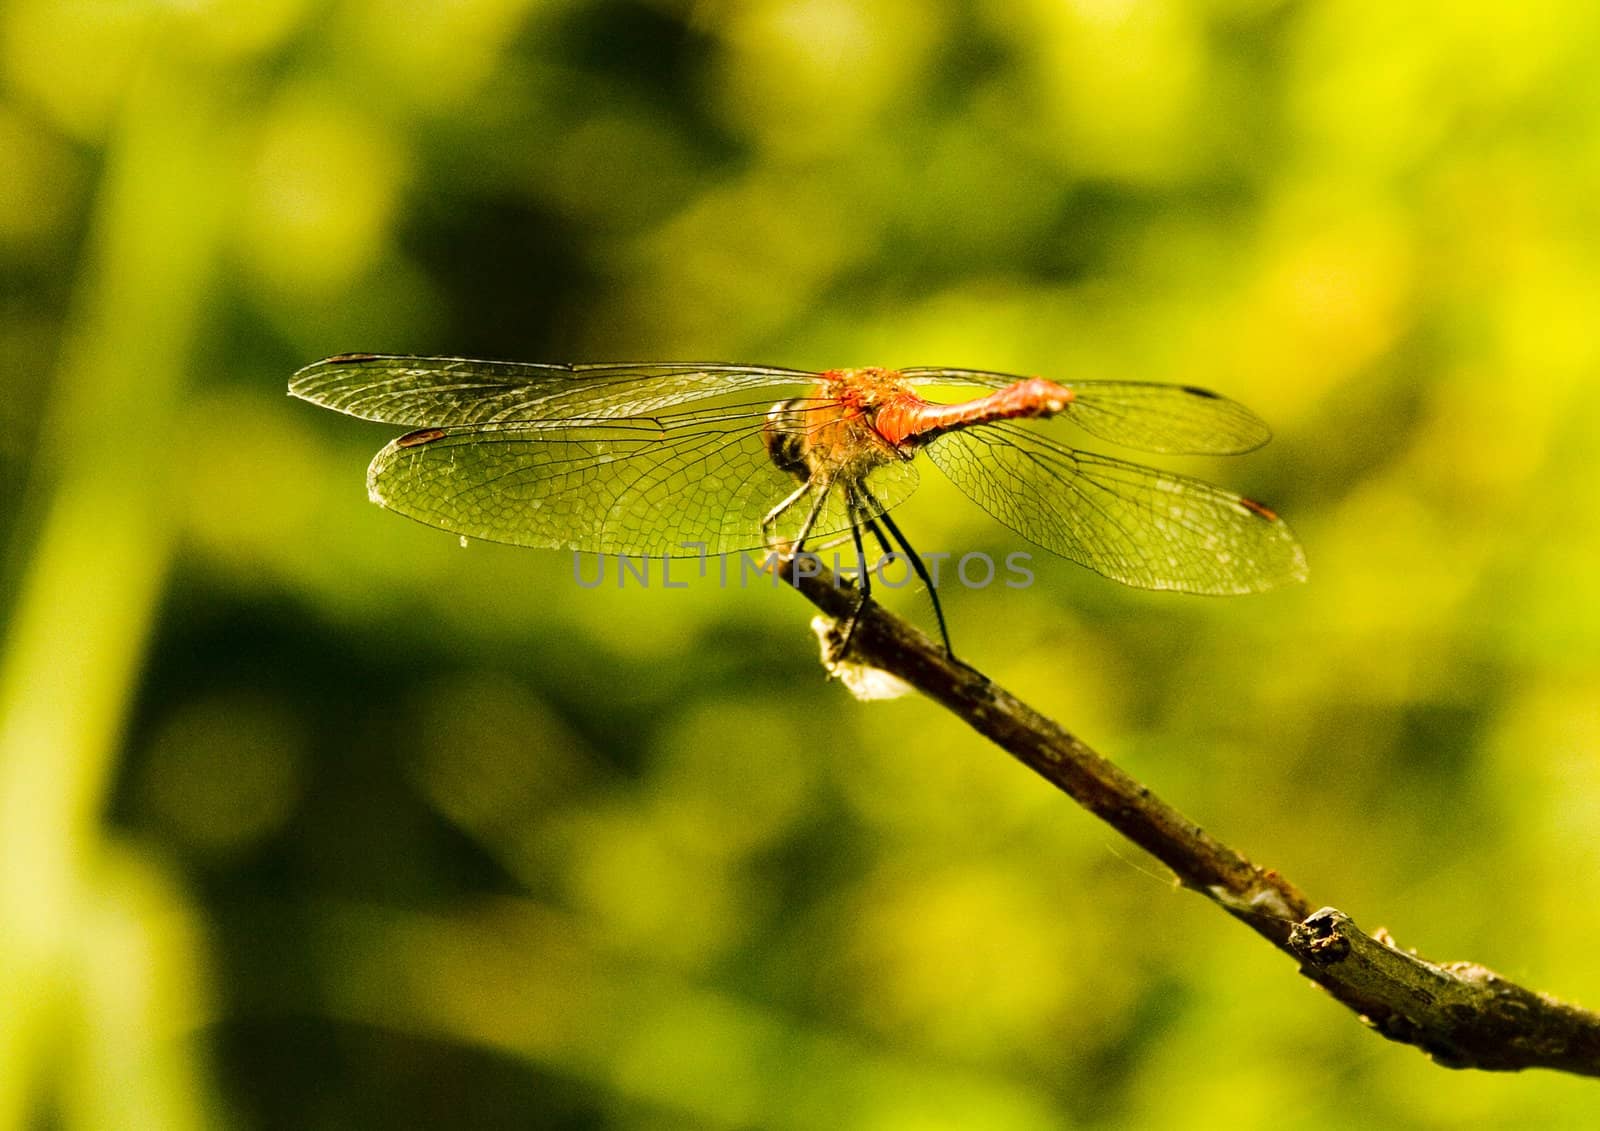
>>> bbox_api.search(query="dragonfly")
[290,355,1307,653]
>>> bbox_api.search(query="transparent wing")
[290,354,819,426]
[365,402,920,556]
[925,422,1306,594]
[901,368,1271,454]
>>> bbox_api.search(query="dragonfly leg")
[788,481,831,551]
[863,511,896,560]
[827,489,878,658]
[761,477,815,554]
[862,495,959,662]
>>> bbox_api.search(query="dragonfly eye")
[763,398,811,480]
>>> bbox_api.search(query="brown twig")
[779,558,1600,1078]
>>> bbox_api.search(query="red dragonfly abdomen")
[873,377,1076,448]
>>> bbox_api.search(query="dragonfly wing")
[902,369,1272,454]
[291,354,818,426]
[365,410,919,556]
[1060,382,1271,454]
[924,423,1307,594]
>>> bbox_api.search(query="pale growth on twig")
[810,615,911,700]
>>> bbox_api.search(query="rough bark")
[780,558,1600,1078]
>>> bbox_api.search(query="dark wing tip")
[396,427,448,448]
[1238,495,1280,522]
[1178,385,1275,453]
[1238,497,1311,588]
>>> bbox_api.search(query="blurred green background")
[4,0,1600,1127]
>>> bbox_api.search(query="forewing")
[924,423,1306,594]
[902,368,1271,454]
[365,405,919,556]
[1062,382,1271,454]
[290,354,817,426]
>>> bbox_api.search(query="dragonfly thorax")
[763,388,907,490]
